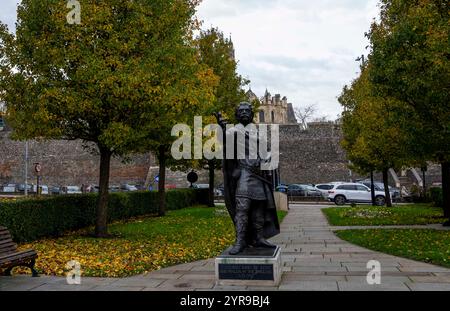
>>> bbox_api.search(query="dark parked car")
[17,184,33,193]
[192,184,209,189]
[360,180,401,201]
[287,184,322,197]
[109,186,121,193]
[134,184,146,191]
[120,184,138,192]
[275,185,288,193]
[50,186,61,195]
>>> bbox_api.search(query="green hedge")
[429,187,443,208]
[0,189,208,242]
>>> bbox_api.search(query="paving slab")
[156,279,215,290]
[30,284,98,291]
[90,285,145,291]
[337,282,410,291]
[406,283,450,291]
[408,276,450,283]
[282,274,346,282]
[109,277,164,287]
[279,281,338,291]
[345,276,411,283]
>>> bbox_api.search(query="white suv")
[315,184,334,198]
[327,183,386,206]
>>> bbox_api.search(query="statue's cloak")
[222,128,280,243]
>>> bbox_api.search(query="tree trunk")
[442,161,450,222]
[95,146,112,237]
[158,145,167,217]
[208,160,215,207]
[382,169,392,207]
[370,171,376,206]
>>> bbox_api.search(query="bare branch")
[294,104,317,129]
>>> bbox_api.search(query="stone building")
[246,89,297,125]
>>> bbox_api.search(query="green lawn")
[16,206,287,277]
[336,229,450,268]
[322,204,446,226]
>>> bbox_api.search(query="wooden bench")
[0,226,39,277]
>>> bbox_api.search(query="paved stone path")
[330,224,450,231]
[1,204,450,291]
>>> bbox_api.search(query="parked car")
[50,186,61,195]
[304,185,322,197]
[327,183,386,206]
[192,184,209,189]
[109,186,121,193]
[90,186,100,193]
[120,184,138,192]
[2,184,17,193]
[214,188,224,196]
[61,186,82,194]
[360,180,401,201]
[216,184,225,196]
[33,185,49,195]
[287,184,322,197]
[17,184,32,193]
[134,184,146,191]
[314,184,335,198]
[275,185,288,193]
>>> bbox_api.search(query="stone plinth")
[215,246,282,287]
[274,192,288,211]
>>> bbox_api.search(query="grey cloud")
[256,55,333,71]
[0,0,18,32]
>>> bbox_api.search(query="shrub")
[0,189,208,242]
[429,187,443,208]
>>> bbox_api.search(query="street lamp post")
[278,152,283,189]
[34,162,41,196]
[24,141,28,196]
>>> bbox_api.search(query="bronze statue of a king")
[216,102,280,255]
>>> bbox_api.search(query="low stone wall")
[0,131,151,187]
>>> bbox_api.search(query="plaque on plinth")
[215,246,282,287]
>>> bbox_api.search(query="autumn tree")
[168,27,248,207]
[368,0,450,220]
[196,28,249,207]
[146,24,219,215]
[339,65,411,207]
[0,0,216,235]
[339,83,377,205]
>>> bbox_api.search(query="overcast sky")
[1,0,380,119]
[197,0,380,119]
